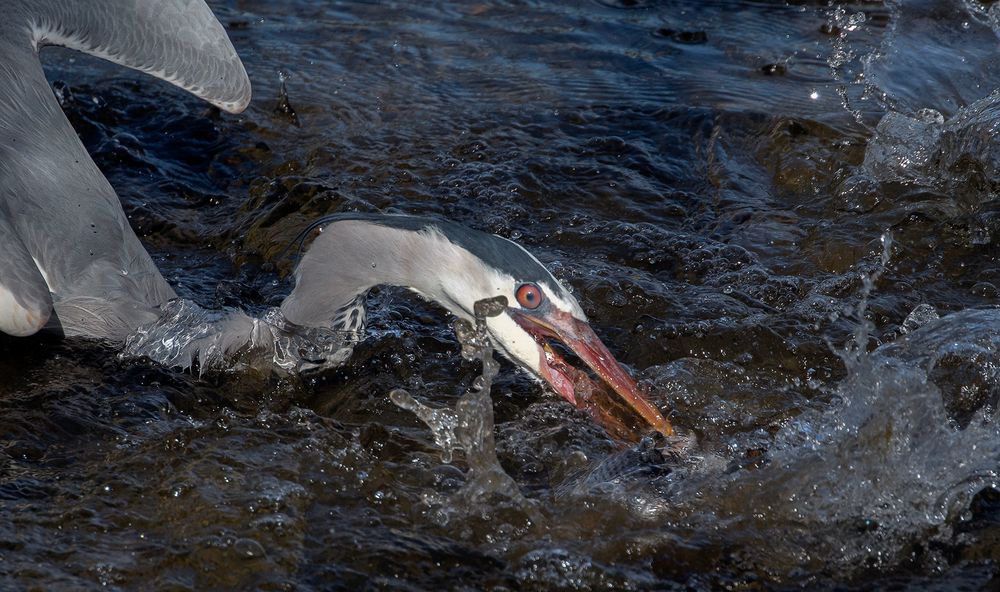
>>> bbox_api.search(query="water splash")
[663,234,1000,577]
[274,70,300,126]
[827,5,873,126]
[899,303,940,335]
[389,390,460,463]
[390,297,526,503]
[863,109,944,184]
[827,231,893,370]
[747,312,1000,574]
[594,224,1000,578]
[123,299,360,374]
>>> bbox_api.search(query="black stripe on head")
[294,213,558,288]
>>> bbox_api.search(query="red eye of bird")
[515,283,543,309]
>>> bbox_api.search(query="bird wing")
[0,38,177,339]
[0,0,251,339]
[28,0,251,112]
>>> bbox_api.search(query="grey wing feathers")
[0,41,177,340]
[29,0,251,112]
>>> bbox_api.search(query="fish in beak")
[509,307,674,438]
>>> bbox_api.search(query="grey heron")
[281,214,675,437]
[0,0,673,438]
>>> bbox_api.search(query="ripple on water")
[14,0,1000,589]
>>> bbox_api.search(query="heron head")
[422,222,674,438]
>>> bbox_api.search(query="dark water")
[8,0,1000,589]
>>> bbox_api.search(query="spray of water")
[390,296,527,505]
[828,231,894,371]
[672,231,1000,577]
[122,299,360,374]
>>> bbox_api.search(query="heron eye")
[515,283,543,309]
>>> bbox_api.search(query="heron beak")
[510,308,674,438]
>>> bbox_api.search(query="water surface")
[6,0,1000,589]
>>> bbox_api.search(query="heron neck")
[280,221,482,328]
